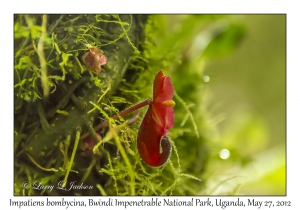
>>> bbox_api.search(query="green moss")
[14,14,245,196]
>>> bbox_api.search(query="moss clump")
[14,14,148,195]
[14,14,245,196]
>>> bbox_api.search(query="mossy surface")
[14,14,246,196]
[14,14,150,195]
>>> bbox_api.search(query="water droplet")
[203,75,210,82]
[219,149,230,159]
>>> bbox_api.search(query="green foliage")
[14,14,146,196]
[14,14,249,196]
[59,52,73,80]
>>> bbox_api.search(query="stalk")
[80,98,152,140]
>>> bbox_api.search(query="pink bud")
[80,133,102,157]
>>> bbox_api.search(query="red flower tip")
[152,70,175,135]
[82,47,107,73]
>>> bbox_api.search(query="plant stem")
[113,131,135,195]
[81,158,97,183]
[37,14,49,98]
[63,130,80,186]
[80,98,152,140]
[26,154,58,172]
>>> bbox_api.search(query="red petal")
[137,106,172,167]
[165,107,174,130]
[151,70,175,134]
[151,104,172,135]
[99,54,107,65]
[153,70,174,103]
[82,48,106,73]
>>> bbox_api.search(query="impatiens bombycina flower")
[80,133,102,157]
[80,70,175,167]
[137,70,175,167]
[82,47,107,73]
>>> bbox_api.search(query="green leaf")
[61,52,73,64]
[59,53,73,80]
[72,72,82,79]
[14,79,27,88]
[48,75,63,81]
[14,77,34,88]
[14,21,19,32]
[14,25,30,39]
[14,56,31,70]
[31,25,42,39]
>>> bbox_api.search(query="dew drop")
[219,149,230,159]
[203,75,210,82]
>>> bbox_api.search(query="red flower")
[137,70,175,167]
[82,47,107,73]
[80,133,102,157]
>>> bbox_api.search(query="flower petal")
[82,47,107,73]
[151,103,174,135]
[165,106,174,130]
[151,70,175,135]
[153,70,174,103]
[137,106,172,167]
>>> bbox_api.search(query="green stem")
[87,123,106,155]
[26,154,58,172]
[96,184,107,196]
[81,157,97,183]
[15,68,30,110]
[49,15,65,34]
[37,101,49,130]
[80,98,151,140]
[37,14,49,98]
[15,36,30,58]
[63,130,80,186]
[113,132,135,195]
